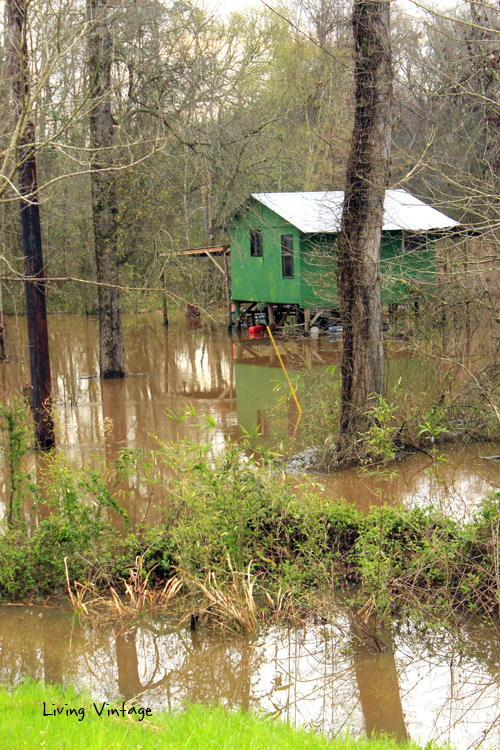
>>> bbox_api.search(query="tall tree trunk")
[337,0,393,458]
[0,261,5,361]
[7,0,54,448]
[87,0,124,379]
[467,2,500,183]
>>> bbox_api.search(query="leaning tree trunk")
[87,0,124,379]
[337,0,393,459]
[7,0,55,448]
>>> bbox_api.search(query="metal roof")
[251,189,459,233]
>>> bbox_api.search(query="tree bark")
[466,2,500,183]
[7,0,55,448]
[337,0,393,457]
[87,0,124,379]
[0,265,5,361]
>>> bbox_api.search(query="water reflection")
[1,313,500,519]
[351,627,408,742]
[2,319,500,747]
[319,442,500,517]
[0,606,498,749]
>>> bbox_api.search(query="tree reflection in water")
[1,317,500,747]
[0,607,499,748]
[350,626,408,741]
[2,313,500,524]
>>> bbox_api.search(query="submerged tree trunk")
[7,0,54,448]
[337,0,393,457]
[87,0,124,379]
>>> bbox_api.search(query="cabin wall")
[380,231,436,302]
[230,203,302,304]
[300,231,437,307]
[299,233,338,307]
[230,200,437,308]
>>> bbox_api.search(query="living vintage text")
[42,701,153,721]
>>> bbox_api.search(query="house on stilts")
[228,189,459,330]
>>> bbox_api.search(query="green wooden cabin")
[229,190,458,313]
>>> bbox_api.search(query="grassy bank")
[0,681,424,750]
[1,411,500,625]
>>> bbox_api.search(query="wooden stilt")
[275,308,292,330]
[304,308,310,332]
[267,303,275,331]
[305,341,312,367]
[235,301,241,332]
[161,266,168,326]
[223,248,232,331]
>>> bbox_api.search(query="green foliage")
[289,360,486,470]
[417,396,452,444]
[272,364,341,457]
[364,394,399,465]
[146,439,295,577]
[0,434,500,625]
[0,399,36,528]
[42,454,127,532]
[0,454,131,598]
[475,491,500,529]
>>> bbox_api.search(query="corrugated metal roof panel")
[251,189,459,233]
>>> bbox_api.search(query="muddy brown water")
[1,312,499,521]
[0,605,499,749]
[1,312,500,746]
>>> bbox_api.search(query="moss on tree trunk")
[338,0,393,459]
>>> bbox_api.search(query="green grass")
[0,681,424,750]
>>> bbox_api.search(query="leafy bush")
[1,408,500,625]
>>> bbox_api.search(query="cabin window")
[250,229,263,257]
[403,232,427,254]
[281,234,294,278]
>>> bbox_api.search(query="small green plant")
[363,394,399,467]
[417,420,450,443]
[240,423,262,440]
[167,403,197,420]
[165,404,197,439]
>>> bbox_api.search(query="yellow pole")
[266,326,302,439]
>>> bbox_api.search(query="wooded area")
[1,0,497,295]
[2,0,500,450]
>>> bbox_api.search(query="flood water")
[1,312,500,747]
[1,312,500,520]
[0,605,499,749]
